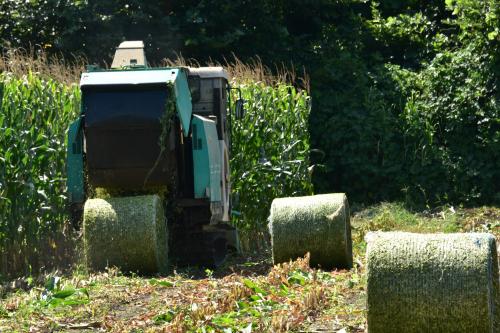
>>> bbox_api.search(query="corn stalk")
[230,82,313,233]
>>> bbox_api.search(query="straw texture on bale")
[366,232,499,333]
[268,193,352,269]
[83,195,168,273]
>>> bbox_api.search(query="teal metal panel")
[192,115,222,202]
[81,67,192,137]
[67,118,85,203]
[206,124,222,202]
[192,115,210,198]
[80,69,179,86]
[173,69,192,137]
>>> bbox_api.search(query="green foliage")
[230,83,313,231]
[310,0,499,207]
[310,56,406,202]
[0,0,181,63]
[391,41,499,205]
[0,0,307,64]
[387,0,500,205]
[0,73,80,276]
[198,269,321,331]
[353,202,460,234]
[172,0,291,63]
[149,278,174,288]
[367,6,438,67]
[445,0,500,41]
[2,0,496,208]
[0,73,79,236]
[154,310,176,324]
[0,0,74,49]
[38,285,89,308]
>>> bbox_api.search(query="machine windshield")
[83,85,169,128]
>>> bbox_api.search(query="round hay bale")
[268,193,352,269]
[366,232,499,333]
[83,195,168,274]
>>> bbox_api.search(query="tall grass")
[163,55,310,91]
[0,48,84,85]
[0,50,312,277]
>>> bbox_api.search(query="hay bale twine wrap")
[83,195,168,274]
[366,232,499,333]
[268,193,352,269]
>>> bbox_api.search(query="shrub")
[309,0,499,207]
[391,40,499,205]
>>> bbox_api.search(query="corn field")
[0,73,80,277]
[230,82,313,233]
[0,71,312,278]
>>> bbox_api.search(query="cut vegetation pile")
[268,193,352,269]
[83,195,168,274]
[366,232,499,333]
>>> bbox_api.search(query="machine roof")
[80,69,180,87]
[80,67,193,137]
[116,40,144,49]
[81,66,230,86]
[188,67,229,80]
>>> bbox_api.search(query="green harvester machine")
[67,41,353,273]
[67,41,238,270]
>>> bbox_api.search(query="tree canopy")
[1,0,498,206]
